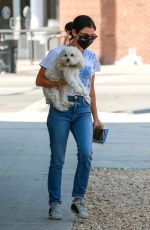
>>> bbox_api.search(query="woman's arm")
[36,66,67,88]
[90,75,104,129]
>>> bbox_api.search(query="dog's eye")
[71,54,74,56]
[64,54,67,57]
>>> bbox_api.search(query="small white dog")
[43,46,87,111]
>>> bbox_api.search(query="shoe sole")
[71,209,89,219]
[48,214,62,220]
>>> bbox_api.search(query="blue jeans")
[46,96,93,205]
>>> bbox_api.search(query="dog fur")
[43,46,87,111]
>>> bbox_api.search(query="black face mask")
[77,34,97,49]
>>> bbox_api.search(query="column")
[12,0,21,30]
[30,0,45,29]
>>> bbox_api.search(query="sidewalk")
[0,117,150,230]
[0,121,76,230]
[0,64,150,229]
[15,60,150,76]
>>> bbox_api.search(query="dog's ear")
[55,51,64,70]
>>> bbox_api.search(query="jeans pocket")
[78,101,91,114]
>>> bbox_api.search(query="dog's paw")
[63,101,75,107]
[61,107,69,111]
[68,102,75,107]
[58,106,69,112]
[45,98,52,104]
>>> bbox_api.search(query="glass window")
[47,0,59,19]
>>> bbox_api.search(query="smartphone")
[93,127,109,144]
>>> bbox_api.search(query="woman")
[36,15,104,220]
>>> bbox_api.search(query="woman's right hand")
[59,79,67,85]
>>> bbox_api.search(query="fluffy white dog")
[43,46,87,111]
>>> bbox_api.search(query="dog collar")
[68,65,76,68]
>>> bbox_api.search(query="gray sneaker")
[48,203,62,220]
[71,198,89,219]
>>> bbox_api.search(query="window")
[47,0,59,19]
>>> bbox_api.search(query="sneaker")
[48,203,62,220]
[71,198,89,219]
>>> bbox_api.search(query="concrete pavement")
[0,118,150,230]
[0,64,150,229]
[0,121,76,230]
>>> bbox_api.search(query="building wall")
[115,0,150,64]
[59,0,150,64]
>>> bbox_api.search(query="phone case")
[93,127,109,144]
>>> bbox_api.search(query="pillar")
[12,0,21,30]
[30,0,45,29]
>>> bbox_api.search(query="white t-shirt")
[40,45,101,104]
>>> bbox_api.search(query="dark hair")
[65,22,73,34]
[65,15,96,37]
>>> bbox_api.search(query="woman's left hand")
[93,118,104,129]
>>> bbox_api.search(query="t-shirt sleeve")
[39,49,58,69]
[93,54,101,73]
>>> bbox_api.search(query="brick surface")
[59,0,150,64]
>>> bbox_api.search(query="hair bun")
[65,22,73,32]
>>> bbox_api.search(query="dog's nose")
[66,58,70,63]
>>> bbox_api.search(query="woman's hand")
[93,118,104,129]
[59,79,67,86]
